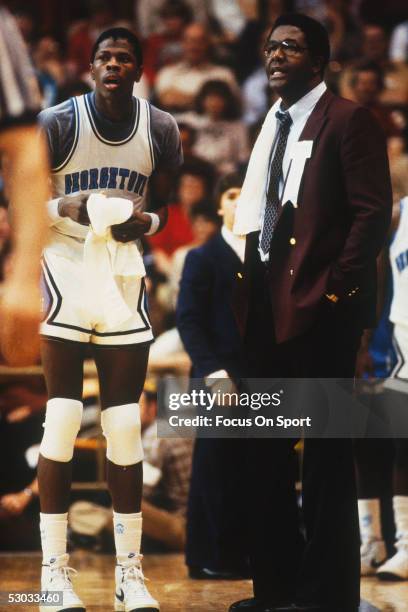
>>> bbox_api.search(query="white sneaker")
[114,555,159,611]
[40,554,85,611]
[360,539,387,575]
[377,545,408,581]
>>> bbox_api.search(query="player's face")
[264,26,321,101]
[91,38,142,96]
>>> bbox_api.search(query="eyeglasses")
[263,40,308,58]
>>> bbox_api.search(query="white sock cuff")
[40,512,68,523]
[358,498,382,542]
[113,511,142,520]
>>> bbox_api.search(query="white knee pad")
[40,398,83,462]
[101,403,143,466]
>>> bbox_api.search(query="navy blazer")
[176,232,245,379]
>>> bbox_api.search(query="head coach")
[231,13,392,612]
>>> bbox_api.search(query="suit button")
[289,237,296,245]
[290,269,294,275]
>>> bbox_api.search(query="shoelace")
[122,558,150,597]
[49,566,78,590]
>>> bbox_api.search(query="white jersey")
[390,196,408,328]
[47,94,154,260]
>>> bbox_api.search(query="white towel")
[84,194,146,328]
[233,99,280,236]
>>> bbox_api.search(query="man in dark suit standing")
[230,13,392,612]
[177,174,249,579]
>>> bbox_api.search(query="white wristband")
[144,212,160,236]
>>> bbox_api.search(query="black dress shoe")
[188,566,249,580]
[229,598,294,611]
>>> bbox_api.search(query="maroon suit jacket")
[233,89,392,344]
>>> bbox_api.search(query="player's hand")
[0,491,31,516]
[58,195,90,225]
[111,211,151,242]
[0,279,41,366]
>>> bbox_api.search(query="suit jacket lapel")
[298,88,333,143]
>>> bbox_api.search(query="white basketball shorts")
[40,252,153,346]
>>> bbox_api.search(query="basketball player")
[358,197,408,581]
[37,28,182,611]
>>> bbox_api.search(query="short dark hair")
[270,13,330,75]
[215,171,244,205]
[90,27,143,66]
[194,80,241,120]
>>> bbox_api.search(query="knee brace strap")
[40,398,83,462]
[101,403,143,466]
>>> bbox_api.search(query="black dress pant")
[186,436,249,571]
[243,253,362,609]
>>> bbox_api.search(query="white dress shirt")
[259,80,327,261]
[221,225,246,263]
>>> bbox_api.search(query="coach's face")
[264,25,322,105]
[91,38,142,96]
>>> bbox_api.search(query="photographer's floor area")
[0,552,408,611]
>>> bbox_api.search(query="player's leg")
[93,342,159,611]
[38,337,86,611]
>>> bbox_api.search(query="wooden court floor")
[0,551,408,612]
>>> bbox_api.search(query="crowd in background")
[0,0,408,561]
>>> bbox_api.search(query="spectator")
[135,0,208,40]
[241,26,272,126]
[349,61,401,137]
[177,80,250,175]
[178,122,217,180]
[340,24,408,107]
[32,37,70,108]
[143,0,193,87]
[154,22,238,112]
[148,163,213,259]
[167,199,221,308]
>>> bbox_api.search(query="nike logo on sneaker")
[116,589,125,602]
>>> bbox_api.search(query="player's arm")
[0,124,50,366]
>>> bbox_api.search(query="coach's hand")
[111,211,151,242]
[58,195,90,225]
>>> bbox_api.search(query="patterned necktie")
[260,109,293,256]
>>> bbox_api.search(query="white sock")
[113,511,142,565]
[393,496,408,547]
[40,512,68,563]
[358,498,382,544]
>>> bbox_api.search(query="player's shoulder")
[148,102,179,133]
[38,98,76,129]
